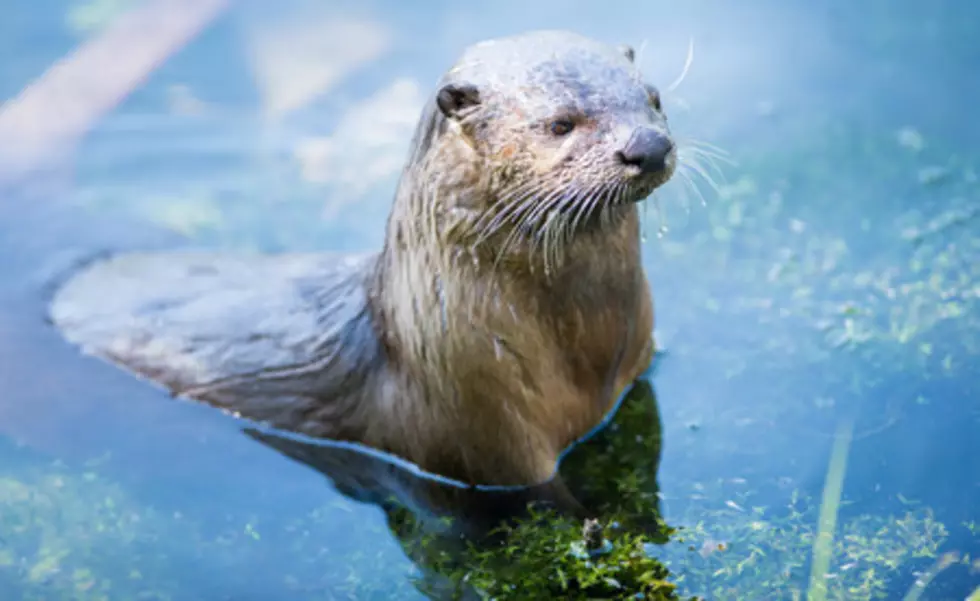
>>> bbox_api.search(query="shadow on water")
[0,0,978,599]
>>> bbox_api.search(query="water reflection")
[0,0,977,599]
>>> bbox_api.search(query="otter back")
[49,251,383,436]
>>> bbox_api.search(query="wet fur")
[50,30,672,487]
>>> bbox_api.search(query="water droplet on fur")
[493,337,505,360]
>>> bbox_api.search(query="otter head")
[406,30,677,256]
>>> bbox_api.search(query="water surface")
[0,0,977,599]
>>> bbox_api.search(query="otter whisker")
[472,178,555,248]
[598,183,622,230]
[596,184,619,231]
[666,37,695,93]
[677,142,725,178]
[678,147,733,187]
[554,183,597,263]
[528,185,570,243]
[611,181,629,213]
[677,144,733,181]
[679,143,732,166]
[544,188,576,269]
[676,166,710,210]
[474,180,545,244]
[528,181,585,274]
[679,155,723,196]
[525,179,572,235]
[587,184,610,232]
[486,177,558,232]
[579,198,597,233]
[679,138,732,157]
[534,199,559,274]
[512,195,561,272]
[562,183,593,232]
[493,182,565,273]
[475,182,552,312]
[545,207,567,274]
[617,181,631,206]
[474,179,539,233]
[567,182,601,235]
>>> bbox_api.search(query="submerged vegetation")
[663,485,954,600]
[393,506,687,600]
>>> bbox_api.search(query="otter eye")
[549,119,575,136]
[646,85,662,111]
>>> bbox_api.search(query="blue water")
[0,0,977,599]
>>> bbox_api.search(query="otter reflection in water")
[246,377,667,599]
[49,30,680,489]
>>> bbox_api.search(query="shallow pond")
[0,0,977,599]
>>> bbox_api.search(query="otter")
[48,30,677,488]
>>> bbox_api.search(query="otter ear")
[436,83,481,120]
[619,44,636,63]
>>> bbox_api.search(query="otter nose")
[615,127,673,173]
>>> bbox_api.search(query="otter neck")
[371,179,647,395]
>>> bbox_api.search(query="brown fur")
[49,30,674,487]
[358,31,672,485]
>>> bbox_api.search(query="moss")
[409,506,685,600]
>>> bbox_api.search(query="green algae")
[405,507,684,600]
[662,486,954,601]
[0,451,183,601]
[0,441,419,600]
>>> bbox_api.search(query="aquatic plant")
[0,450,182,601]
[660,483,951,601]
[806,418,854,601]
[405,506,688,600]
[0,441,423,601]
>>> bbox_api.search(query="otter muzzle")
[615,127,674,174]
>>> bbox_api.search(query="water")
[0,0,977,599]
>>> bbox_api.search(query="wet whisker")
[666,37,695,93]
